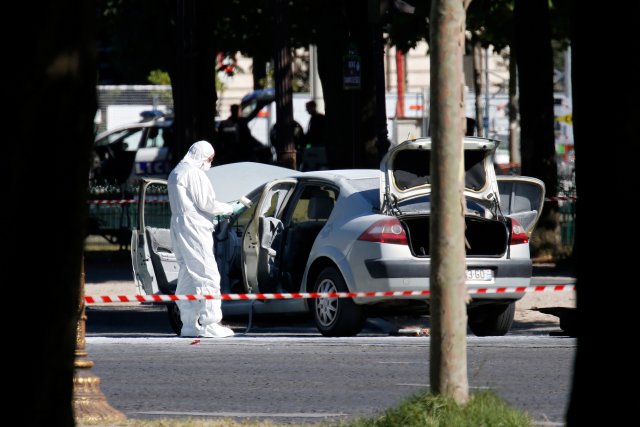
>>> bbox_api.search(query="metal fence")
[96,85,173,134]
[87,183,171,246]
[558,200,576,247]
[557,163,576,248]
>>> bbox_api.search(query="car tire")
[468,301,515,336]
[311,267,366,337]
[167,302,182,336]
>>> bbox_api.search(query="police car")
[91,111,174,186]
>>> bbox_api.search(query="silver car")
[131,137,544,337]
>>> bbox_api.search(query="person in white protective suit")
[167,140,239,338]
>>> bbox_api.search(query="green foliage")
[467,0,515,53]
[97,0,572,85]
[465,0,571,54]
[340,391,532,427]
[96,0,175,83]
[148,69,171,85]
[385,1,431,52]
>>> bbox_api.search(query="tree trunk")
[472,36,484,137]
[9,1,97,424]
[514,0,559,258]
[372,22,390,163]
[349,0,379,168]
[428,0,469,404]
[396,49,406,118]
[508,46,520,167]
[171,0,217,165]
[272,0,296,170]
[315,1,351,169]
[252,51,268,90]
[315,0,380,169]
[566,2,638,425]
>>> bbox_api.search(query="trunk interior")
[402,215,508,257]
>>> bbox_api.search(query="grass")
[78,391,533,427]
[340,391,532,427]
[84,235,129,254]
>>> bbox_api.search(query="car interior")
[279,186,337,292]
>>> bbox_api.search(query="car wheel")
[468,301,515,336]
[311,267,366,337]
[167,303,182,336]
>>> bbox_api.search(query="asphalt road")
[83,249,577,425]
[86,304,575,425]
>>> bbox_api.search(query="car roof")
[206,163,379,203]
[94,117,173,141]
[206,162,302,203]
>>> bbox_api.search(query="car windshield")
[95,128,144,151]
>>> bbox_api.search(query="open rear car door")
[497,176,546,236]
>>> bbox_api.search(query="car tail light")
[509,218,529,245]
[358,218,408,245]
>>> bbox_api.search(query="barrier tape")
[545,196,577,202]
[87,199,168,205]
[89,196,577,205]
[88,199,136,205]
[85,284,576,304]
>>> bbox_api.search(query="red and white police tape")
[88,197,576,205]
[88,199,137,205]
[84,284,576,304]
[87,199,169,204]
[544,196,576,202]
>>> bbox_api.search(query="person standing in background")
[304,100,326,148]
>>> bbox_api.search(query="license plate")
[466,269,493,282]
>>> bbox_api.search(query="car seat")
[282,189,335,291]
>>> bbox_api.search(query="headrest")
[307,196,334,220]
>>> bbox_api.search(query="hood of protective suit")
[181,140,215,170]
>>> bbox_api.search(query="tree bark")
[8,1,97,424]
[315,0,380,169]
[566,1,638,425]
[171,0,217,165]
[508,46,520,166]
[372,22,390,163]
[429,0,469,404]
[272,0,296,170]
[472,36,484,137]
[514,0,559,258]
[315,1,351,169]
[252,51,268,90]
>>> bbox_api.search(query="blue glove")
[231,196,252,215]
[231,201,245,215]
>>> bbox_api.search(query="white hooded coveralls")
[167,141,233,337]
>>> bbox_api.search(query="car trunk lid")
[380,137,500,215]
[380,137,507,257]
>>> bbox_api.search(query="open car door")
[241,179,298,293]
[497,176,546,236]
[130,178,176,296]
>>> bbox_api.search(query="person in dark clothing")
[215,104,241,164]
[466,117,477,136]
[304,100,326,148]
[216,104,264,163]
[297,101,329,170]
